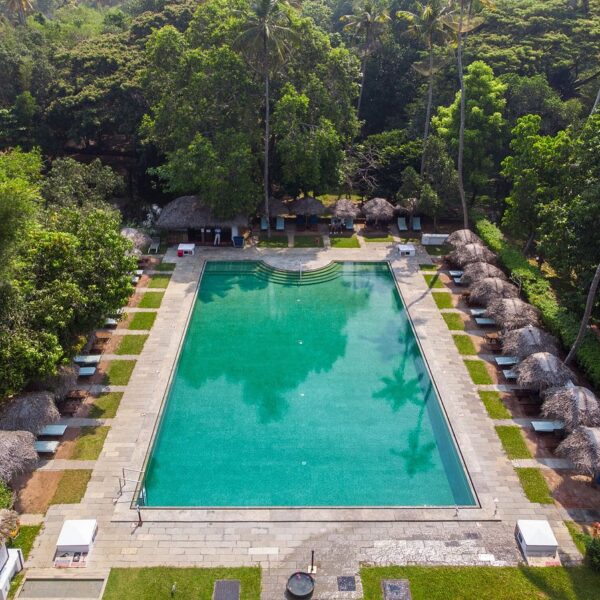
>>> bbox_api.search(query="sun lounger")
[453,277,463,285]
[35,440,59,454]
[494,356,518,366]
[449,270,463,278]
[78,366,96,377]
[276,216,285,231]
[39,424,67,437]
[260,216,268,231]
[73,355,101,365]
[148,238,160,254]
[412,216,422,231]
[131,276,140,285]
[475,317,496,326]
[344,218,354,231]
[232,236,244,248]
[503,368,517,380]
[531,420,564,433]
[397,217,408,231]
[470,308,487,317]
[134,269,143,277]
[104,318,117,327]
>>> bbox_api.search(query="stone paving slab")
[512,458,573,470]
[37,459,97,471]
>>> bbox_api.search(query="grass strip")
[50,470,92,504]
[419,263,437,270]
[515,467,554,504]
[258,235,288,248]
[363,234,394,243]
[423,273,444,289]
[479,391,511,419]
[153,262,176,272]
[294,235,323,248]
[330,235,360,248]
[147,274,171,289]
[71,426,110,460]
[138,292,164,309]
[432,292,453,309]
[565,520,590,555]
[128,312,156,330]
[464,359,493,384]
[495,425,532,459]
[105,360,136,385]
[442,313,465,330]
[452,334,477,355]
[88,392,122,419]
[116,335,148,355]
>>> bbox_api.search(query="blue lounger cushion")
[74,355,101,365]
[412,216,422,231]
[39,424,67,437]
[494,356,519,366]
[397,217,408,231]
[475,317,496,326]
[344,218,354,230]
[260,216,268,230]
[35,440,59,454]
[276,216,285,231]
[78,366,96,377]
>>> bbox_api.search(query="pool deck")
[23,243,580,599]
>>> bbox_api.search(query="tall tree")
[4,0,33,25]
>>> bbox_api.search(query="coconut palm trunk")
[456,0,468,229]
[565,263,600,366]
[592,85,600,116]
[421,46,435,176]
[263,41,271,238]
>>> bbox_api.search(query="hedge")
[475,219,600,390]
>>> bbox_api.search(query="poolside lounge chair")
[131,276,140,285]
[39,424,67,437]
[531,420,564,433]
[276,216,285,231]
[344,218,354,231]
[397,217,408,231]
[260,216,268,231]
[475,317,496,327]
[453,276,464,285]
[469,308,487,317]
[412,216,422,231]
[35,440,59,454]
[134,269,144,277]
[148,238,160,254]
[503,368,517,381]
[449,270,463,278]
[73,355,101,366]
[78,366,96,377]
[104,318,117,327]
[232,236,244,248]
[494,356,519,367]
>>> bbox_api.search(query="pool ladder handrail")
[115,467,146,504]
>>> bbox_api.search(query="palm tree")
[237,0,296,236]
[5,0,34,25]
[340,0,391,118]
[591,85,600,116]
[397,0,453,175]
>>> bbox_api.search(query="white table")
[178,243,195,256]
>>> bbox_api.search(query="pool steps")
[205,261,343,285]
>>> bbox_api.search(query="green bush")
[0,480,13,509]
[587,537,600,572]
[475,219,600,390]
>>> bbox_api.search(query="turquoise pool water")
[142,261,475,507]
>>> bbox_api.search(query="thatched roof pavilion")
[362,197,395,222]
[487,298,540,331]
[469,277,519,307]
[446,229,482,249]
[501,326,559,359]
[0,391,59,435]
[31,365,78,402]
[515,352,575,392]
[260,198,289,216]
[156,195,247,230]
[0,509,18,545]
[542,386,600,432]
[331,198,360,219]
[461,262,507,286]
[447,243,496,268]
[288,196,326,216]
[120,228,152,252]
[0,430,38,484]
[556,426,600,478]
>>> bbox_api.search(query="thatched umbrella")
[542,387,600,432]
[0,391,59,435]
[469,277,519,307]
[0,430,38,484]
[362,197,395,224]
[120,227,152,252]
[515,352,575,392]
[460,262,507,286]
[31,365,78,402]
[556,427,600,480]
[288,196,326,216]
[331,198,360,219]
[501,326,560,359]
[446,229,482,249]
[261,198,288,216]
[0,509,18,544]
[156,195,247,230]
[487,298,541,331]
[447,243,497,268]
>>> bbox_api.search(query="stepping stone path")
[382,579,412,600]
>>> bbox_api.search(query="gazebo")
[542,386,600,432]
[469,277,519,307]
[447,243,497,268]
[332,199,360,219]
[288,196,326,229]
[487,298,540,331]
[514,352,575,392]
[460,262,507,286]
[260,198,289,217]
[501,326,559,359]
[0,430,38,484]
[446,229,483,249]
[0,392,59,435]
[556,427,600,483]
[362,197,395,226]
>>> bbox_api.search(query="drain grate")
[337,576,357,592]
[213,579,240,600]
[382,579,412,600]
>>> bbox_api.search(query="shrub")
[0,480,14,509]
[587,537,600,572]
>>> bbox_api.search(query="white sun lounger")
[39,424,67,437]
[503,368,517,380]
[276,216,285,231]
[453,277,463,285]
[475,317,496,326]
[494,356,519,366]
[73,355,101,365]
[104,318,117,327]
[134,269,144,276]
[397,217,408,231]
[470,308,487,317]
[449,270,463,278]
[531,420,564,433]
[131,276,140,284]
[412,216,422,231]
[35,440,59,454]
[148,239,160,254]
[78,366,96,377]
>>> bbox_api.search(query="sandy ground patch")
[544,470,600,510]
[13,471,62,514]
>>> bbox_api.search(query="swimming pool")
[141,261,475,507]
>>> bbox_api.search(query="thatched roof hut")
[556,426,600,478]
[156,196,247,230]
[542,386,600,432]
[0,430,38,484]
[0,391,59,435]
[120,228,152,252]
[515,352,575,392]
[446,229,482,249]
[469,277,519,307]
[487,298,540,331]
[331,198,360,219]
[31,365,78,402]
[447,243,497,268]
[362,197,395,222]
[461,262,507,286]
[288,196,326,216]
[501,326,559,359]
[260,198,289,216]
[0,509,18,544]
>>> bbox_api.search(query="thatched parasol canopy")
[0,391,59,435]
[542,386,600,432]
[460,262,507,286]
[288,196,326,216]
[501,326,560,359]
[0,509,18,544]
[156,195,247,229]
[446,229,483,249]
[0,430,38,484]
[261,198,289,216]
[556,426,600,478]
[120,227,152,251]
[362,197,395,222]
[31,365,78,402]
[469,277,519,307]
[447,243,497,268]
[515,351,575,392]
[487,298,540,331]
[331,198,360,219]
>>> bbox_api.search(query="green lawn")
[138,291,164,309]
[464,359,493,384]
[88,392,122,419]
[147,274,171,289]
[425,244,449,256]
[360,566,600,600]
[452,334,477,355]
[495,425,532,459]
[330,235,360,248]
[116,334,148,355]
[363,234,394,243]
[515,467,554,504]
[294,235,323,248]
[50,470,92,504]
[258,235,288,248]
[128,312,156,330]
[423,273,444,289]
[71,426,110,460]
[442,313,465,330]
[432,292,453,309]
[8,525,42,599]
[419,263,437,270]
[565,520,590,555]
[153,262,176,272]
[103,567,261,600]
[479,391,511,419]
[105,360,136,385]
